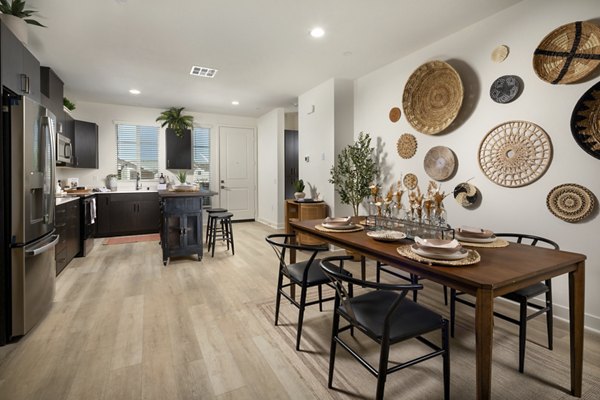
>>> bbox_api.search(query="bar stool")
[207,212,234,257]
[205,208,228,245]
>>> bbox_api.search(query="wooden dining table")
[289,219,586,400]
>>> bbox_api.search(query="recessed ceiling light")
[231,101,239,105]
[310,27,325,38]
[129,89,140,95]
[190,65,218,78]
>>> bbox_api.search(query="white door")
[219,126,256,220]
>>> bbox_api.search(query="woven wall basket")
[570,80,600,159]
[402,60,464,134]
[546,183,596,223]
[479,121,552,188]
[533,21,600,84]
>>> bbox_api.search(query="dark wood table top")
[290,219,586,296]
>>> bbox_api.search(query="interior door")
[219,126,255,220]
[284,130,298,200]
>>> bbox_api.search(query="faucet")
[136,172,141,190]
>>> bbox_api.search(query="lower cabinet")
[55,200,81,275]
[95,192,159,237]
[159,194,204,265]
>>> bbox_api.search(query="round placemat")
[403,173,418,190]
[315,224,364,233]
[453,182,479,207]
[490,75,520,104]
[424,146,456,181]
[402,60,463,134]
[533,21,600,84]
[491,45,509,63]
[396,133,417,159]
[458,239,509,248]
[570,80,600,160]
[546,183,596,223]
[479,121,552,187]
[389,107,401,122]
[397,245,480,266]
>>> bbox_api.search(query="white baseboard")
[256,218,283,230]
[511,297,600,334]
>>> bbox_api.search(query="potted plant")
[63,97,76,113]
[155,107,194,138]
[329,132,378,217]
[0,0,46,44]
[177,170,187,185]
[293,179,305,200]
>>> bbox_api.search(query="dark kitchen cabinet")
[73,120,98,168]
[159,192,204,265]
[1,21,40,102]
[166,128,192,170]
[40,67,65,134]
[55,200,80,275]
[95,192,159,237]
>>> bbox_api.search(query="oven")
[56,133,72,165]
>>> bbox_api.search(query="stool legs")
[207,215,234,257]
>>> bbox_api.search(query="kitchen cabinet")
[1,21,40,102]
[40,67,65,136]
[55,200,80,275]
[159,191,204,265]
[166,128,192,170]
[73,120,98,168]
[95,192,159,237]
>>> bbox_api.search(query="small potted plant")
[0,0,46,44]
[177,170,187,185]
[156,107,194,138]
[63,97,76,113]
[293,179,305,200]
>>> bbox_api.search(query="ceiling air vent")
[190,66,218,78]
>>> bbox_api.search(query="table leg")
[475,288,494,400]
[569,261,585,397]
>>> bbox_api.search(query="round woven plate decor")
[533,21,600,84]
[403,173,418,190]
[479,121,552,188]
[402,60,464,134]
[490,75,520,104]
[389,107,401,122]
[491,45,509,63]
[396,133,417,159]
[570,80,600,160]
[453,182,478,207]
[424,146,456,181]
[546,183,596,223]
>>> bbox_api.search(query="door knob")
[221,185,226,189]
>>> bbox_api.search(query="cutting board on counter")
[64,189,92,195]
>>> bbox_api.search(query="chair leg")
[375,261,381,283]
[410,274,418,302]
[442,320,450,400]
[211,220,217,257]
[546,280,553,350]
[229,219,235,255]
[296,285,308,351]
[518,300,528,373]
[443,285,448,306]
[328,310,340,388]
[450,289,457,338]
[318,285,323,312]
[375,337,390,400]
[360,256,366,281]
[274,271,284,326]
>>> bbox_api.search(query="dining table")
[289,219,586,400]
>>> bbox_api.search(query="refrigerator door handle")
[25,234,60,256]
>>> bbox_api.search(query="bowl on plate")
[413,237,462,255]
[456,226,494,239]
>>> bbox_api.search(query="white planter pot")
[1,14,28,44]
[294,192,305,200]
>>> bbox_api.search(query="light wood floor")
[0,222,598,400]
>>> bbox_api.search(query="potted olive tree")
[0,0,46,44]
[329,132,378,217]
[156,107,194,137]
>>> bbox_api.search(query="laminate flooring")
[0,222,598,399]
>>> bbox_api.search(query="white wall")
[256,108,285,228]
[354,0,600,329]
[57,101,257,209]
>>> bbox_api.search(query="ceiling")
[26,0,523,117]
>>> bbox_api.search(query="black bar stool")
[205,208,228,245]
[207,212,234,257]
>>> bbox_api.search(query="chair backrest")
[495,233,559,250]
[265,233,327,277]
[320,255,423,327]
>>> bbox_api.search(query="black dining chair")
[321,255,449,400]
[265,233,352,351]
[376,261,449,305]
[450,233,558,373]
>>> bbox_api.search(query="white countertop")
[95,189,158,194]
[55,196,79,206]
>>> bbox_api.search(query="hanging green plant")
[63,97,76,111]
[155,107,194,138]
[0,0,46,27]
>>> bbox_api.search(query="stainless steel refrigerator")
[1,93,58,343]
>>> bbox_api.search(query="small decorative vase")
[1,15,28,44]
[294,192,305,200]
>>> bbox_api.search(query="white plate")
[322,223,358,230]
[367,230,407,242]
[455,234,496,243]
[411,244,469,260]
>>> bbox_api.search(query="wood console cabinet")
[284,199,327,245]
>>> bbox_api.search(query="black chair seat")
[340,290,445,342]
[503,282,549,301]
[287,259,349,286]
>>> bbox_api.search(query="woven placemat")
[396,245,480,266]
[458,239,509,248]
[314,224,364,233]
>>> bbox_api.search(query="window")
[192,127,210,186]
[116,124,159,180]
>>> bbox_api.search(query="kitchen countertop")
[158,190,217,198]
[55,196,79,206]
[94,189,158,194]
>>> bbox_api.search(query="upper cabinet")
[40,66,65,136]
[73,120,98,169]
[166,128,192,170]
[0,22,40,102]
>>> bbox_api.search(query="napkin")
[324,216,352,225]
[457,226,494,238]
[415,237,461,249]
